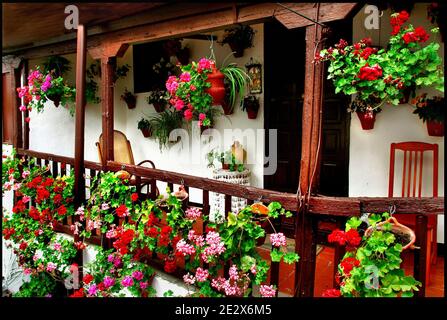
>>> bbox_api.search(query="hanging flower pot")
[250,203,272,246]
[365,216,416,251]
[205,62,226,106]
[356,111,376,130]
[221,99,233,115]
[426,120,444,137]
[121,89,137,109]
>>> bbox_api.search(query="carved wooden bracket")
[2,55,21,73]
[88,43,129,60]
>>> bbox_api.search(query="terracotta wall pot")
[205,63,226,106]
[229,42,244,58]
[221,100,233,115]
[427,120,444,137]
[125,99,136,109]
[356,111,376,130]
[247,107,258,119]
[140,128,152,138]
[152,102,166,113]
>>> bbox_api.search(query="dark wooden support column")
[414,214,428,297]
[100,56,116,164]
[295,9,326,297]
[73,25,87,285]
[2,56,22,148]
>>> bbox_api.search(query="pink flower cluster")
[270,233,287,247]
[182,267,209,285]
[166,76,179,94]
[103,276,115,288]
[176,239,196,256]
[259,284,276,297]
[197,58,213,73]
[40,74,52,92]
[46,262,57,272]
[185,207,202,220]
[210,265,250,296]
[201,231,226,263]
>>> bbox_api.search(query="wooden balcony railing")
[15,148,444,297]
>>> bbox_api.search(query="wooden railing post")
[414,214,428,297]
[101,56,116,163]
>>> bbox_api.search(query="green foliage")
[137,117,151,130]
[220,63,250,113]
[337,212,421,297]
[412,94,445,122]
[13,272,58,297]
[149,109,184,150]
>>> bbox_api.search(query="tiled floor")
[258,245,445,297]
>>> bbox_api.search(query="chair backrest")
[388,142,438,198]
[96,130,135,165]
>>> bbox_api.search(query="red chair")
[388,142,439,283]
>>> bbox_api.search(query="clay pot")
[229,42,244,58]
[426,120,444,137]
[140,128,152,138]
[125,98,137,109]
[115,170,131,181]
[247,108,258,119]
[153,102,166,113]
[205,62,226,106]
[356,111,376,130]
[221,100,233,115]
[365,216,416,251]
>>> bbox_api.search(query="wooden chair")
[96,130,158,196]
[388,141,439,283]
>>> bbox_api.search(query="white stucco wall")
[350,4,444,242]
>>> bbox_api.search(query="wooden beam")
[2,56,22,148]
[101,56,116,163]
[74,25,87,207]
[274,3,358,29]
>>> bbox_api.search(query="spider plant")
[149,109,184,150]
[220,62,250,113]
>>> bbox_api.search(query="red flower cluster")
[36,187,50,203]
[83,274,94,284]
[19,241,28,250]
[358,63,383,81]
[390,10,410,35]
[158,225,173,247]
[57,205,67,216]
[12,200,26,214]
[402,27,430,44]
[2,228,16,240]
[113,229,135,255]
[145,226,158,238]
[131,193,139,202]
[164,256,177,273]
[115,204,129,218]
[340,257,360,276]
[69,288,85,298]
[322,288,341,297]
[328,229,362,248]
[146,212,159,227]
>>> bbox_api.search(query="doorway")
[264,19,351,196]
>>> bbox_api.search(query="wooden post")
[73,25,87,286]
[101,56,116,164]
[414,214,428,297]
[2,56,22,148]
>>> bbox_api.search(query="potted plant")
[149,109,184,150]
[137,117,152,138]
[348,97,382,130]
[412,94,445,136]
[316,11,444,130]
[323,212,421,298]
[176,46,190,66]
[242,95,260,119]
[146,90,168,113]
[121,88,137,109]
[220,24,255,58]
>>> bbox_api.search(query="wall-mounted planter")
[140,128,152,138]
[426,120,444,137]
[125,99,136,109]
[47,94,61,108]
[242,96,260,119]
[356,111,376,130]
[153,102,166,113]
[229,42,244,58]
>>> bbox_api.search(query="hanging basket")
[426,120,444,137]
[356,111,376,130]
[229,42,244,58]
[365,216,416,251]
[205,62,226,106]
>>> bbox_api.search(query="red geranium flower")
[322,288,341,297]
[69,288,85,298]
[115,204,129,218]
[12,200,26,214]
[53,194,62,204]
[345,229,362,247]
[164,257,177,273]
[83,274,94,284]
[57,205,67,216]
[131,193,139,202]
[340,257,360,276]
[328,229,346,246]
[145,227,158,238]
[19,241,28,250]
[358,63,383,81]
[161,225,172,235]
